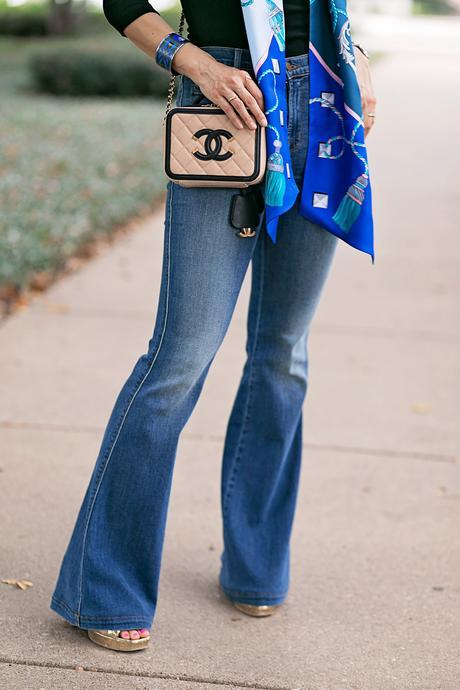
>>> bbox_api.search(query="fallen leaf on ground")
[411,403,431,414]
[1,578,33,590]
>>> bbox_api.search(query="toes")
[118,629,149,640]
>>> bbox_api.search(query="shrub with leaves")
[413,0,458,13]
[0,10,48,37]
[29,50,171,97]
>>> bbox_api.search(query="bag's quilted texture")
[164,107,266,188]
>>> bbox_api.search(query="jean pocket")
[190,89,214,107]
[177,75,213,107]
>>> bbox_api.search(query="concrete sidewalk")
[1,26,459,690]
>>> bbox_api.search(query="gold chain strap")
[164,10,186,121]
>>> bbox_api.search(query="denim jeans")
[50,47,338,631]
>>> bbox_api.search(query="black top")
[103,0,310,58]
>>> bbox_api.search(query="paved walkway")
[1,18,459,690]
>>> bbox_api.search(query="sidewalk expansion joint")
[0,420,101,435]
[0,420,457,466]
[19,306,460,343]
[0,658,296,690]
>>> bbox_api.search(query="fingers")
[223,91,258,129]
[364,108,376,138]
[211,67,267,130]
[224,69,265,128]
[239,72,266,119]
[222,90,268,129]
[214,95,247,130]
[356,50,377,139]
[361,88,377,139]
[233,88,268,128]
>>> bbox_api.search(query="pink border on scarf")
[309,41,344,87]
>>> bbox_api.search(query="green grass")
[413,0,458,14]
[0,27,169,298]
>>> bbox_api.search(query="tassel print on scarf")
[265,139,286,207]
[266,0,285,52]
[239,0,374,258]
[333,173,369,232]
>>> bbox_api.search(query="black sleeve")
[102,0,159,37]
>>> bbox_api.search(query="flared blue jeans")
[50,47,338,630]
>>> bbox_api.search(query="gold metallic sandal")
[219,583,282,617]
[233,602,281,617]
[87,629,150,652]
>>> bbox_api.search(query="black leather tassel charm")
[230,187,265,238]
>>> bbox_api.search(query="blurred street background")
[1,1,459,689]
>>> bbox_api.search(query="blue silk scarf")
[240,0,374,260]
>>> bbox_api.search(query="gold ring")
[368,113,376,118]
[228,94,238,102]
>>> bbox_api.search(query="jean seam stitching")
[75,182,175,624]
[52,596,152,623]
[221,587,288,598]
[51,595,78,617]
[222,235,266,517]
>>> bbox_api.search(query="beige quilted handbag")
[162,13,266,189]
[163,105,266,188]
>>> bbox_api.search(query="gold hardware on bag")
[237,228,257,238]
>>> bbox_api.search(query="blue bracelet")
[155,32,189,75]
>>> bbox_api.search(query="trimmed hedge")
[0,5,182,37]
[29,50,171,97]
[413,0,458,13]
[0,10,48,36]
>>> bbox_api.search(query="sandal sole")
[87,629,150,652]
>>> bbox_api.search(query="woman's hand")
[122,15,266,130]
[355,48,377,138]
[173,44,267,130]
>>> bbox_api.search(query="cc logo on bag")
[192,128,233,162]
